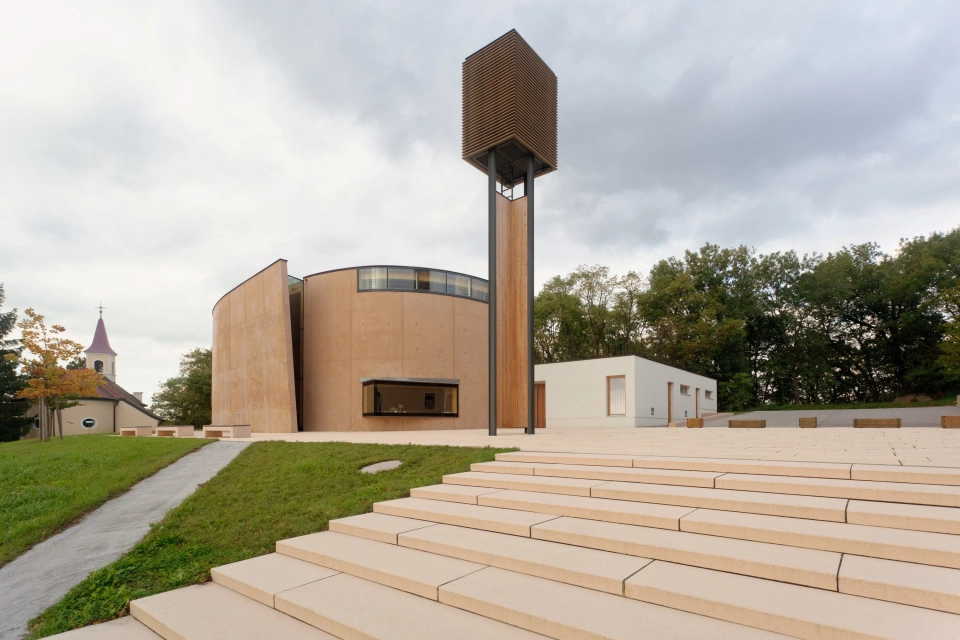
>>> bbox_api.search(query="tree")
[532,226,960,411]
[0,285,32,442]
[151,348,212,427]
[939,285,960,384]
[15,309,101,440]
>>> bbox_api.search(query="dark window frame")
[362,379,460,417]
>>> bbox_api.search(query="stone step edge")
[328,508,842,591]
[498,450,854,479]
[430,477,850,524]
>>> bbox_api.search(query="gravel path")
[0,440,249,640]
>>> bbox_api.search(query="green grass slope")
[29,441,513,638]
[0,435,208,567]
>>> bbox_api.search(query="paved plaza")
[732,405,960,428]
[243,418,960,467]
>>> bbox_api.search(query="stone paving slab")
[242,423,960,467]
[729,405,960,428]
[0,441,249,640]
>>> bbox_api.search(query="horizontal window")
[358,267,388,290]
[362,380,459,417]
[447,273,471,297]
[356,266,487,303]
[470,278,489,302]
[388,267,416,290]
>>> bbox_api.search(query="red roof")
[91,376,162,421]
[84,317,117,356]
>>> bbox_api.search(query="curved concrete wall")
[302,269,488,431]
[212,260,297,432]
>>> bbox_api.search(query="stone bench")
[729,419,766,428]
[799,417,818,428]
[686,418,704,428]
[202,424,252,439]
[942,416,960,429]
[156,426,196,438]
[120,426,153,437]
[853,418,901,428]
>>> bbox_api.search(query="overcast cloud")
[2,1,959,402]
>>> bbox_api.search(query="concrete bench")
[853,418,901,428]
[686,418,704,428]
[156,426,196,438]
[799,417,818,428]
[942,416,960,429]
[120,426,153,437]
[729,419,766,428]
[202,424,251,438]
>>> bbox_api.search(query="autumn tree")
[15,309,101,440]
[151,348,212,427]
[0,285,32,442]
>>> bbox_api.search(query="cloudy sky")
[2,1,959,402]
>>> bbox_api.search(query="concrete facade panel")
[301,268,489,431]
[211,260,297,432]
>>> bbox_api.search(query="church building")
[27,311,161,437]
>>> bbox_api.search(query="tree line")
[534,228,960,411]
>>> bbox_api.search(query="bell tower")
[85,304,117,382]
[462,30,558,435]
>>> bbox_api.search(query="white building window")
[607,376,626,416]
[705,390,713,400]
[680,385,690,395]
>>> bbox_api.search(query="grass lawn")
[0,435,209,568]
[742,394,959,412]
[29,441,514,638]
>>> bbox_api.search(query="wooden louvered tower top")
[462,30,558,186]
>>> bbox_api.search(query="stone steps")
[46,617,161,639]
[130,582,336,639]
[206,524,792,639]
[374,496,560,535]
[444,468,960,535]
[681,508,960,568]
[847,500,960,535]
[276,571,549,639]
[54,450,960,640]
[532,515,841,589]
[443,470,606,496]
[439,566,789,639]
[280,517,960,639]
[473,460,723,487]
[717,473,960,507]
[626,561,960,640]
[498,451,960,487]
[478,488,695,529]
[497,450,852,478]
[593,480,848,521]
[370,498,842,589]
[277,530,484,600]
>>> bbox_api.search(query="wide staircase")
[57,451,960,639]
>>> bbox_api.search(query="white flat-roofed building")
[533,356,717,428]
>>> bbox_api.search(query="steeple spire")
[85,308,117,382]
[85,312,117,356]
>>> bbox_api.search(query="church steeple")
[85,305,117,382]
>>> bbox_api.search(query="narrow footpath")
[0,440,249,640]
